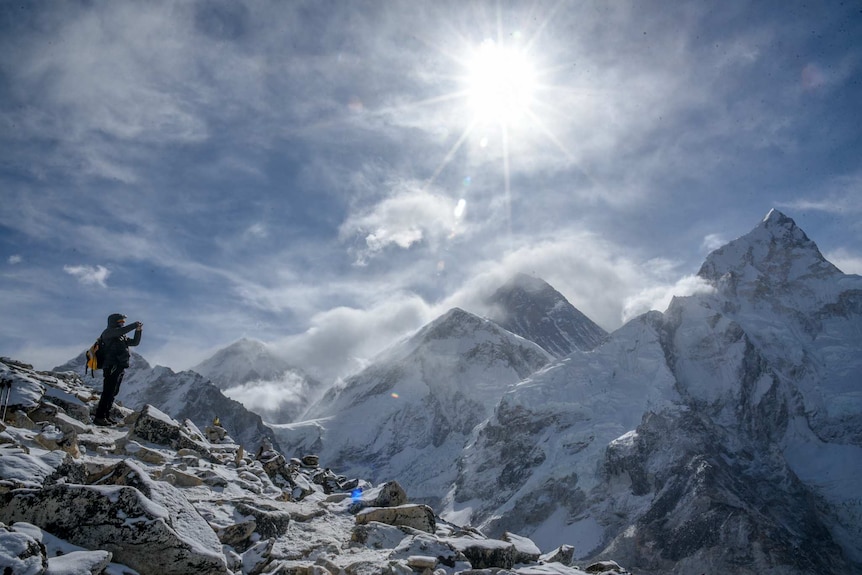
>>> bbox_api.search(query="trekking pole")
[0,378,11,421]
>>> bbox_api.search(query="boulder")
[446,537,516,569]
[501,531,541,563]
[540,544,575,566]
[585,560,627,573]
[355,504,436,534]
[0,523,48,574]
[48,549,113,574]
[349,480,407,513]
[128,405,212,457]
[233,499,292,539]
[216,519,257,548]
[0,483,229,575]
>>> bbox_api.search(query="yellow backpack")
[85,338,104,377]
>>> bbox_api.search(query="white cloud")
[622,275,715,323]
[701,234,726,253]
[340,184,465,264]
[222,373,307,416]
[777,174,862,215]
[433,232,683,332]
[825,248,862,276]
[8,255,22,264]
[276,293,432,381]
[64,264,111,287]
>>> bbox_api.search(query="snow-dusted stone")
[205,423,228,443]
[389,531,460,567]
[407,555,438,569]
[47,549,113,575]
[34,424,80,458]
[234,499,292,539]
[160,466,205,487]
[446,537,516,569]
[0,446,67,489]
[115,438,168,465]
[0,523,48,575]
[216,519,257,548]
[540,545,575,566]
[349,480,407,513]
[350,521,409,549]
[0,482,228,574]
[47,412,91,436]
[584,559,627,573]
[128,404,212,457]
[355,504,436,534]
[0,361,46,414]
[502,531,541,563]
[242,538,275,575]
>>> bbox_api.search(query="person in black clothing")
[94,313,143,426]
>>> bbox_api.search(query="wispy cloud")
[701,234,727,254]
[825,248,862,276]
[778,174,862,215]
[63,264,111,287]
[340,183,467,265]
[8,255,22,265]
[622,275,716,323]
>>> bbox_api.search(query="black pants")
[95,365,125,419]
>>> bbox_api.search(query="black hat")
[107,313,127,327]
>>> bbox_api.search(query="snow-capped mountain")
[271,308,552,509]
[446,209,862,573]
[486,273,608,357]
[29,208,860,574]
[194,338,297,388]
[193,338,323,423]
[55,352,279,452]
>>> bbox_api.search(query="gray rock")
[0,482,228,575]
[446,537,516,569]
[0,523,48,574]
[129,404,212,457]
[355,504,436,534]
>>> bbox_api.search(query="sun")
[466,39,537,127]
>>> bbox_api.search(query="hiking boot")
[93,417,112,427]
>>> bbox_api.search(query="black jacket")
[100,324,142,369]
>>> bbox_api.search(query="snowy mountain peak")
[486,274,607,357]
[193,337,296,389]
[504,272,556,294]
[697,209,841,288]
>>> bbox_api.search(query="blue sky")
[2,1,860,380]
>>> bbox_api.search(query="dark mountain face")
[486,273,607,357]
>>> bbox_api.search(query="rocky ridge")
[0,356,629,575]
[54,352,280,453]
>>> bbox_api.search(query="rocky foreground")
[0,357,630,575]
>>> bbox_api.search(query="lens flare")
[454,198,466,219]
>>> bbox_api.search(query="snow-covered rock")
[53,353,279,453]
